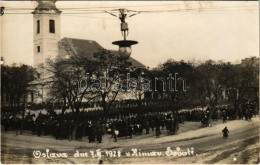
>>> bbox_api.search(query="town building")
[29,0,145,105]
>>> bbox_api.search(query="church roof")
[59,37,146,69]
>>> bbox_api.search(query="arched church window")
[49,19,55,33]
[37,20,40,34]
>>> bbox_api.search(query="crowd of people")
[1,100,258,142]
[199,101,257,126]
[1,110,181,142]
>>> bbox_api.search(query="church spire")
[32,0,61,14]
[32,0,61,67]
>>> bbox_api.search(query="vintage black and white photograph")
[1,0,259,164]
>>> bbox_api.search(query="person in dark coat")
[88,125,94,143]
[124,125,129,138]
[223,114,227,123]
[3,116,10,131]
[156,126,161,138]
[113,129,119,142]
[138,124,143,135]
[128,124,133,138]
[96,125,102,143]
[145,120,150,134]
[36,123,43,137]
[222,127,229,139]
[68,120,73,141]
[134,124,138,135]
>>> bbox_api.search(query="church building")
[30,0,145,105]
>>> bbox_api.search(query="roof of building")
[59,37,146,68]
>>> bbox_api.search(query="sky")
[1,1,259,68]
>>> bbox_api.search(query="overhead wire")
[62,14,116,20]
[126,5,257,13]
[3,3,257,11]
[2,4,258,17]
[3,2,214,10]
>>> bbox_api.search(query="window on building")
[37,20,40,34]
[49,19,55,33]
[37,46,40,53]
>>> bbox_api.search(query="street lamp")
[111,9,138,63]
[112,40,138,60]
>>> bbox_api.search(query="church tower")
[32,0,62,67]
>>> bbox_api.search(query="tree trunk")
[207,109,214,127]
[102,94,107,119]
[71,109,80,140]
[62,96,67,114]
[138,94,142,110]
[71,123,78,140]
[174,111,179,134]
[234,102,239,120]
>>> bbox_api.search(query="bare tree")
[197,60,226,126]
[45,53,99,140]
[156,59,195,133]
[93,49,127,119]
[1,64,37,134]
